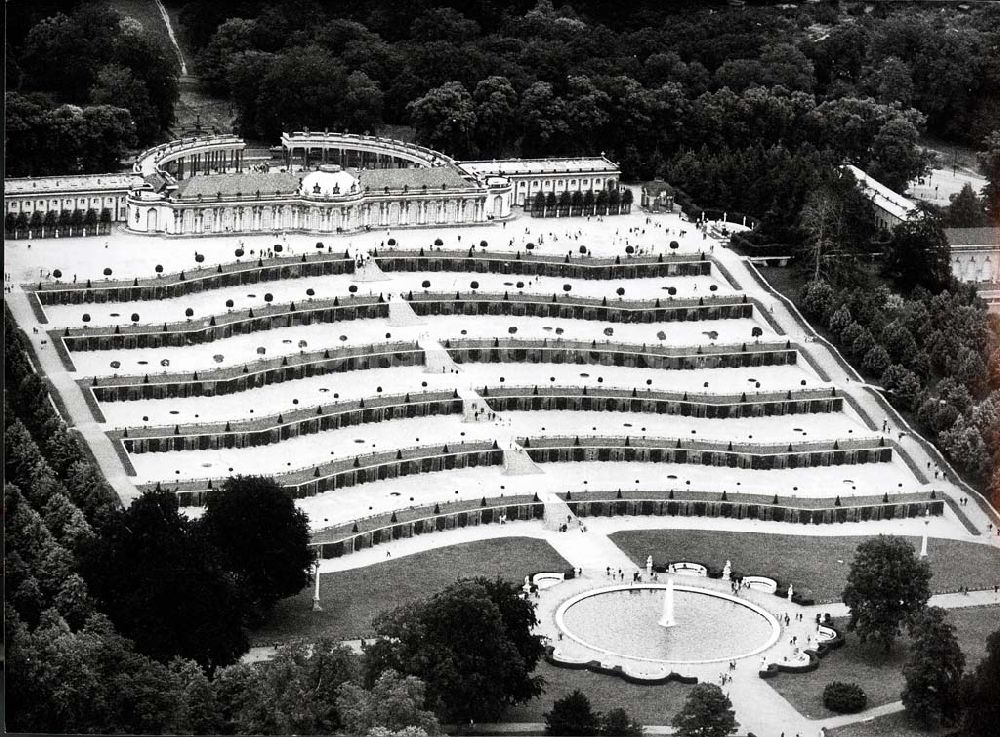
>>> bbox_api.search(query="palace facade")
[4,132,621,238]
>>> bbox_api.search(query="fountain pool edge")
[554,583,781,665]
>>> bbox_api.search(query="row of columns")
[172,148,244,180]
[167,196,489,234]
[284,146,418,170]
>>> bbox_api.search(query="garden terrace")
[479,385,843,418]
[142,440,504,505]
[310,492,945,560]
[557,489,940,508]
[115,390,461,453]
[445,338,799,371]
[55,295,388,351]
[313,499,547,559]
[310,494,540,544]
[30,252,355,305]
[373,249,711,280]
[520,434,892,470]
[562,495,944,528]
[85,341,423,401]
[404,291,753,324]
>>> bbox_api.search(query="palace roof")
[174,172,301,199]
[6,174,134,195]
[944,227,1000,248]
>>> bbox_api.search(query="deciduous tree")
[902,606,966,727]
[960,628,1000,735]
[337,669,440,736]
[199,475,313,620]
[545,690,600,736]
[842,536,931,652]
[363,577,544,722]
[671,683,738,737]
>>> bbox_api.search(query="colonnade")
[166,148,244,180]
[285,146,417,170]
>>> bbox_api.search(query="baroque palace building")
[5,132,620,238]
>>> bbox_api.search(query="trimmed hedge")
[823,681,868,713]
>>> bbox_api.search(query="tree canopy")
[363,577,545,722]
[6,2,179,172]
[671,683,738,737]
[81,488,250,669]
[960,628,1000,737]
[883,212,953,294]
[842,536,932,652]
[902,606,966,727]
[200,475,314,621]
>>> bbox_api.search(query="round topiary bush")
[823,682,867,714]
[434,238,443,246]
[387,238,396,246]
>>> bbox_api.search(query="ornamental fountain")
[658,575,677,628]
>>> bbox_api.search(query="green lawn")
[769,605,1000,720]
[250,537,570,645]
[611,530,1000,602]
[504,660,691,725]
[827,711,950,737]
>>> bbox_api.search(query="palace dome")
[300,165,358,196]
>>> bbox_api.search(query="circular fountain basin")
[556,584,780,665]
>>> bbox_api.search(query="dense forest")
[171,0,999,244]
[174,0,998,165]
[5,1,180,176]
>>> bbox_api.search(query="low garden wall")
[759,620,846,679]
[87,341,423,401]
[146,440,504,506]
[567,497,943,525]
[311,500,546,558]
[31,253,355,305]
[446,338,799,371]
[373,248,710,280]
[118,390,461,453]
[522,435,892,471]
[480,385,842,419]
[543,646,700,685]
[57,295,388,351]
[405,291,752,324]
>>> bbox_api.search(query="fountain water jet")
[658,576,677,628]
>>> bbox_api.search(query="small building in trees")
[844,164,918,232]
[640,179,677,212]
